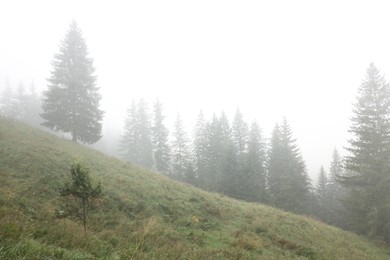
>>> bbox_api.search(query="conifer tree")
[328,148,346,227]
[120,99,153,168]
[60,162,102,233]
[11,81,27,120]
[120,101,138,163]
[316,166,330,221]
[193,111,209,186]
[343,63,390,241]
[171,114,191,181]
[0,80,42,126]
[316,166,328,202]
[267,119,311,214]
[135,99,154,168]
[232,108,249,156]
[203,114,223,190]
[41,20,103,144]
[207,112,232,192]
[152,99,170,174]
[0,80,16,118]
[329,149,343,197]
[23,82,43,127]
[219,140,241,198]
[268,123,288,208]
[243,121,267,202]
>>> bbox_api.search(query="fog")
[2,0,390,179]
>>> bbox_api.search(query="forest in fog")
[1,19,390,244]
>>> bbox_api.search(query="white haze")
[2,0,390,180]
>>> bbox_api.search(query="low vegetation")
[1,118,390,259]
[60,162,102,233]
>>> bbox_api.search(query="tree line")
[117,64,390,243]
[119,100,312,211]
[0,80,42,127]
[1,21,390,243]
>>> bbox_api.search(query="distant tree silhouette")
[152,99,170,174]
[343,63,390,241]
[41,20,103,144]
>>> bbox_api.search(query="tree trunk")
[71,109,77,142]
[72,132,77,142]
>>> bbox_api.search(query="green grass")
[0,117,389,259]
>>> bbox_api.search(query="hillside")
[0,118,389,259]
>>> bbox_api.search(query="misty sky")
[2,0,390,179]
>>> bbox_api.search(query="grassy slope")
[0,118,389,259]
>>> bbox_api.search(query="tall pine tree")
[243,121,267,202]
[316,166,330,222]
[193,111,209,187]
[171,114,191,182]
[344,63,390,241]
[211,112,232,192]
[328,148,346,227]
[41,20,103,144]
[152,99,170,174]
[119,101,138,163]
[0,79,16,118]
[120,99,153,168]
[232,108,249,157]
[11,81,27,120]
[135,99,154,168]
[329,149,343,198]
[136,99,153,169]
[23,81,43,127]
[267,119,311,214]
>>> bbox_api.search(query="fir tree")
[328,148,346,227]
[23,81,43,127]
[135,99,154,168]
[171,114,191,181]
[0,79,16,118]
[316,166,328,203]
[232,108,249,156]
[329,148,343,197]
[219,140,241,198]
[267,123,286,208]
[41,20,103,144]
[120,101,138,163]
[206,112,232,192]
[152,99,170,174]
[120,99,153,168]
[267,119,311,214]
[60,162,102,233]
[243,121,267,202]
[193,111,209,186]
[316,166,329,221]
[203,114,222,190]
[11,81,27,120]
[343,63,390,241]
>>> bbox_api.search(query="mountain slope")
[0,118,389,259]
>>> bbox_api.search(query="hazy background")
[2,0,390,179]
